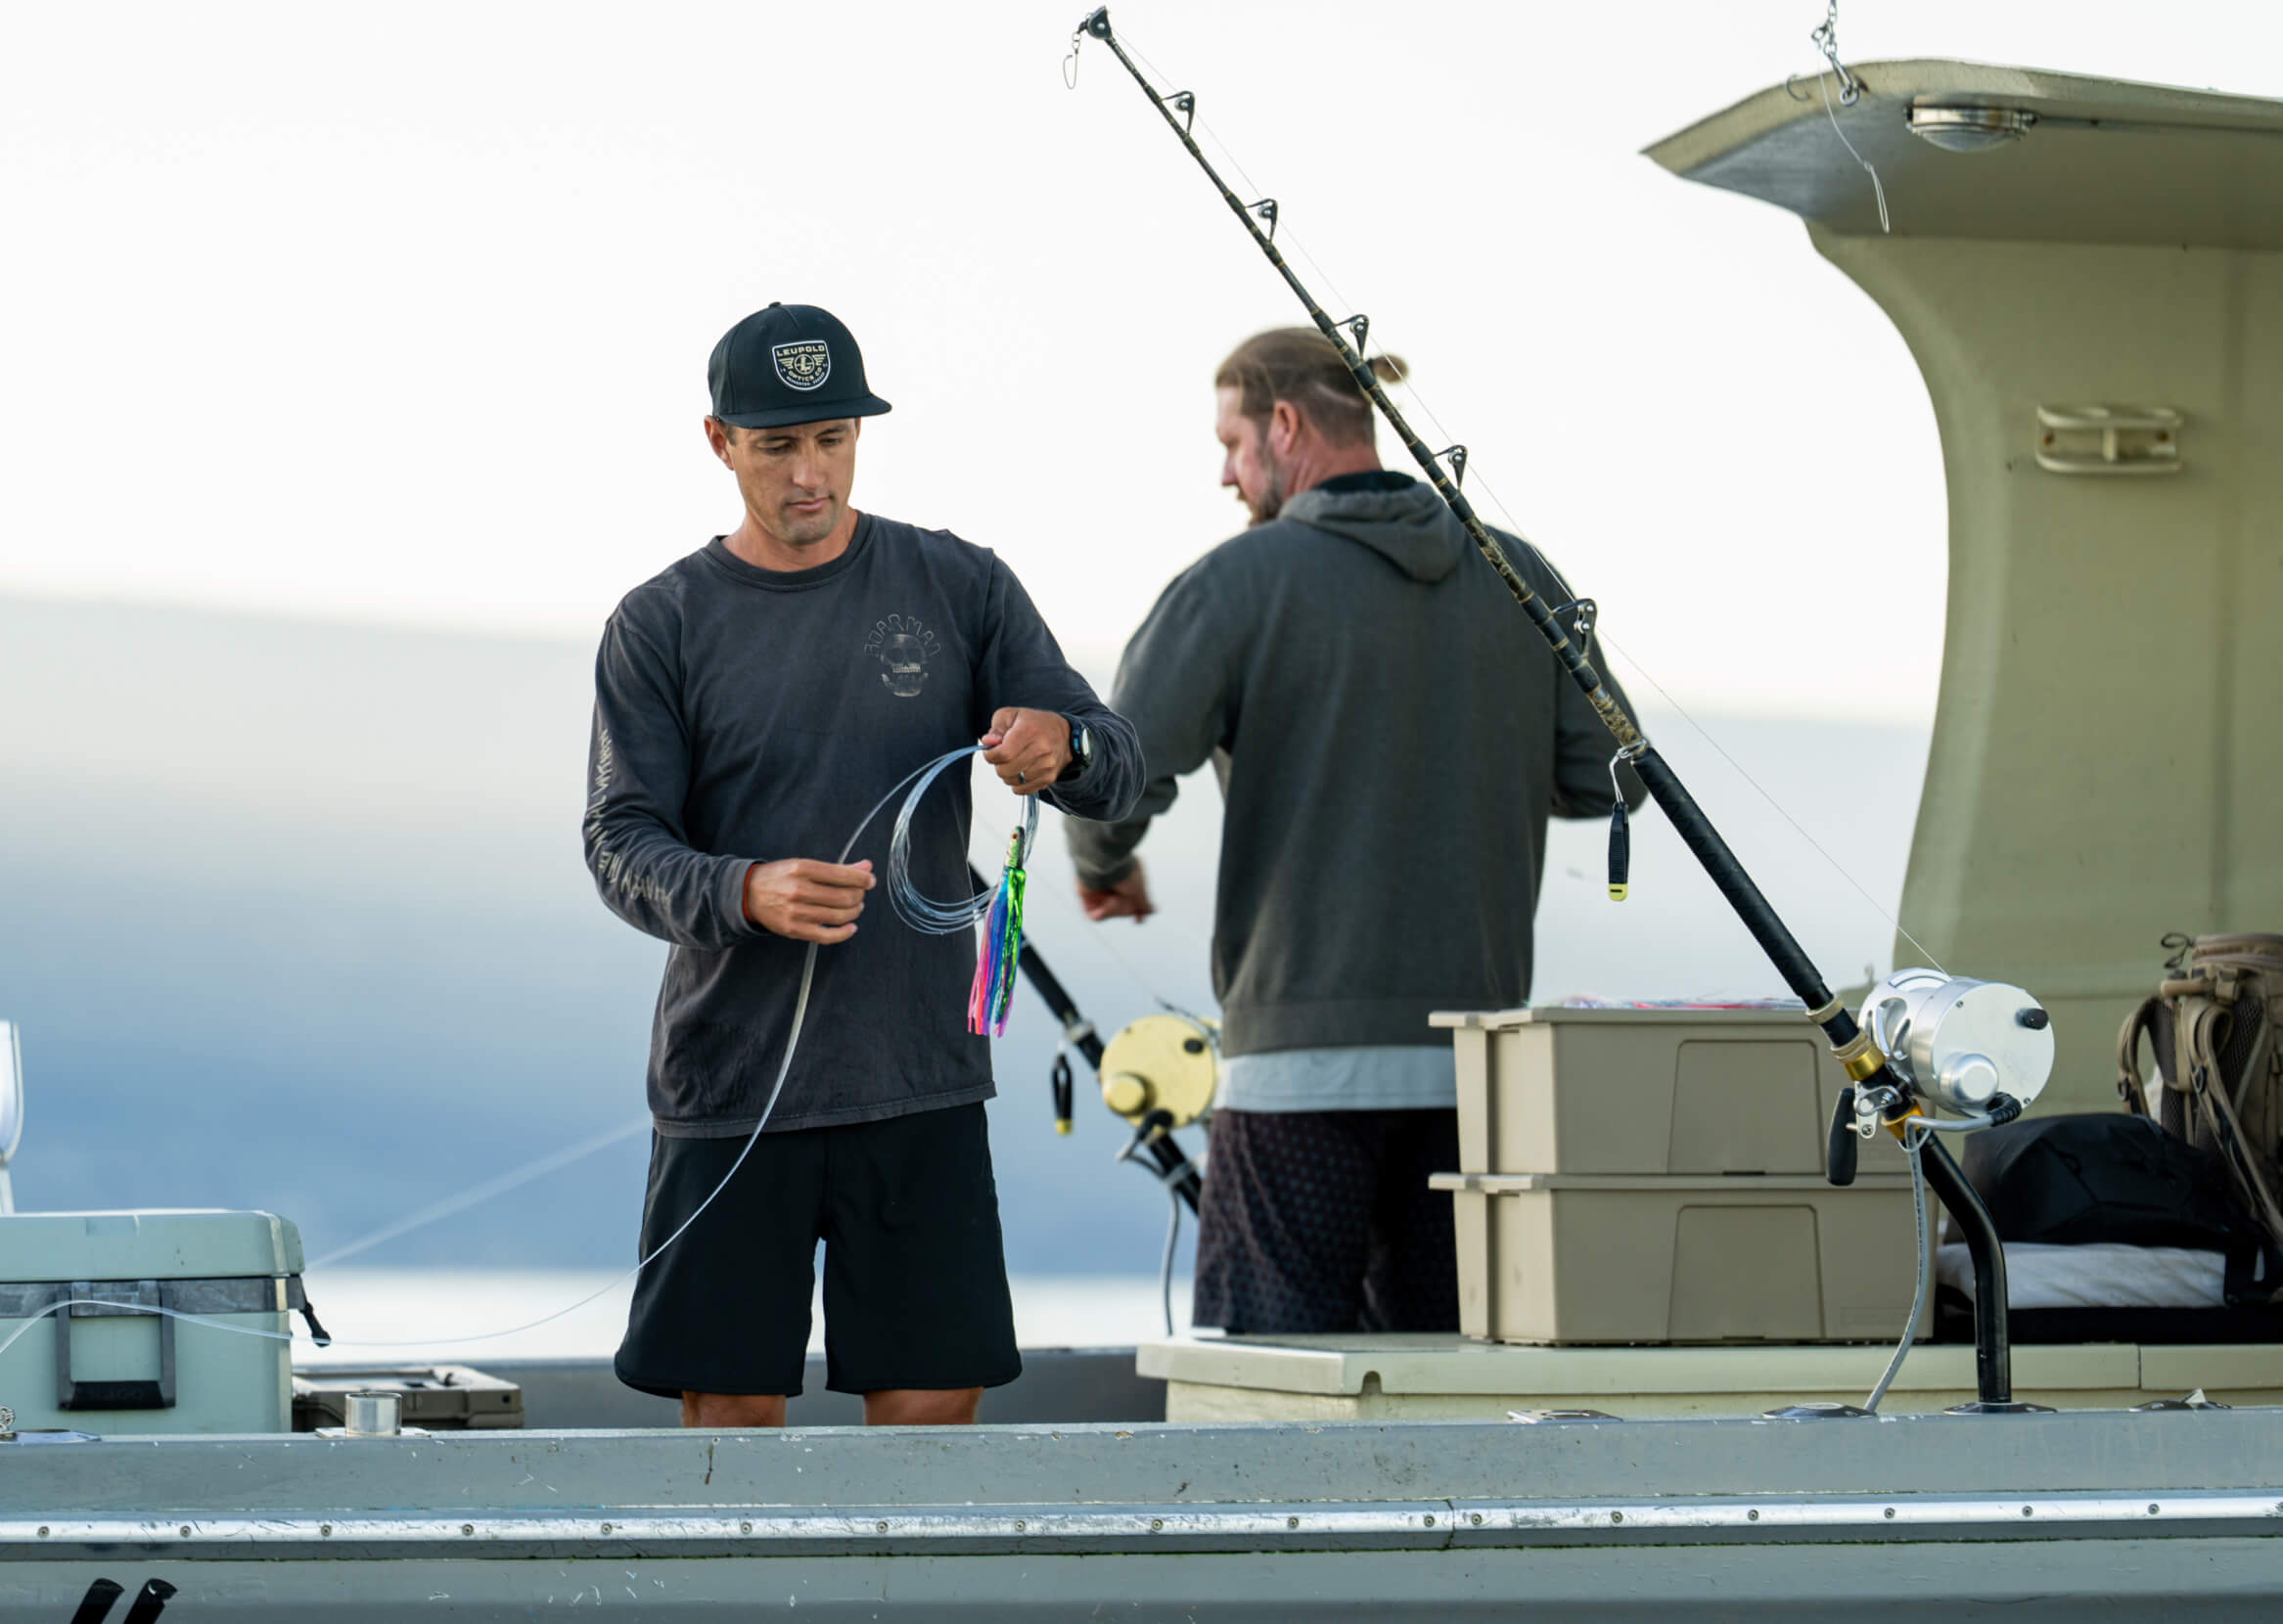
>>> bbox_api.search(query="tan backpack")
[2118,932,2283,1265]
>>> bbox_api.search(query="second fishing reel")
[1100,1013,1220,1132]
[1098,1014,1219,1204]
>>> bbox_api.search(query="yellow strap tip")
[1055,1119,1073,1136]
[1608,885,1628,901]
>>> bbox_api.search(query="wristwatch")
[1060,715,1094,782]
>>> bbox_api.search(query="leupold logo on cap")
[772,340,831,391]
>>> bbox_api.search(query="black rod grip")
[1607,800,1630,901]
[1148,1134,1204,1214]
[1627,746,1835,1014]
[1051,1050,1074,1136]
[1827,1088,1858,1187]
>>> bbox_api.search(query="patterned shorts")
[1192,1107,1460,1335]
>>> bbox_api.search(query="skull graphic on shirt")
[863,614,940,699]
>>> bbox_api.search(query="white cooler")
[0,1209,307,1434]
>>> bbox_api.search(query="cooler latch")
[57,1280,175,1411]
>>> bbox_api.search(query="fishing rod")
[1070,6,2038,1411]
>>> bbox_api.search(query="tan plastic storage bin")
[1430,1007,1853,1176]
[1430,1171,1932,1345]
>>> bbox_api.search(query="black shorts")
[1193,1106,1461,1335]
[614,1102,1022,1400]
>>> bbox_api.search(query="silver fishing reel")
[1859,970,2054,1116]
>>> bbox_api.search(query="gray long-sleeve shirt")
[585,518,1140,1136]
[1067,472,1641,1059]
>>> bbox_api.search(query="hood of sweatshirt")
[1276,474,1463,585]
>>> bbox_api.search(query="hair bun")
[1368,353,1409,385]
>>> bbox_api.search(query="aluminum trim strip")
[2,1492,2276,1556]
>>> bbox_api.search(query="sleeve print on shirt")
[586,721,674,911]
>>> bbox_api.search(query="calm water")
[294,1270,1194,1366]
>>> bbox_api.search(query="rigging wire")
[309,1114,650,1270]
[1815,70,1892,234]
[1086,19,1941,977]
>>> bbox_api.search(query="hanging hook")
[1606,739,1646,902]
[1808,0,1860,106]
[1063,28,1084,89]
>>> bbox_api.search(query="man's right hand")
[1078,863,1156,923]
[744,858,875,943]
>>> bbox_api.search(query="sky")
[7,1,2280,722]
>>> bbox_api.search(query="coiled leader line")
[1071,7,1902,1096]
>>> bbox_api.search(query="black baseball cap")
[707,302,893,429]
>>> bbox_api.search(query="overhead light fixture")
[1908,105,2037,153]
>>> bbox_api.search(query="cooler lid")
[0,1209,303,1282]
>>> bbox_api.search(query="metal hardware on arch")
[2034,404,2182,475]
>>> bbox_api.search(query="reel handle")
[1826,1086,1859,1187]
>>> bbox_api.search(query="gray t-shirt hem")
[1215,1045,1457,1113]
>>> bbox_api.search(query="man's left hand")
[980,707,1071,797]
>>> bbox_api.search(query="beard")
[1245,452,1287,526]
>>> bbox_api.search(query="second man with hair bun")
[1067,327,1643,1336]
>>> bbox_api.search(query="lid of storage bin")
[1429,1172,1914,1193]
[0,1210,303,1282]
[1431,1005,1815,1030]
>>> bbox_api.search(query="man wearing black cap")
[583,303,1141,1427]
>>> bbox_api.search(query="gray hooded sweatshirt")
[1067,472,1641,1059]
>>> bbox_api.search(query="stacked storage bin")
[1428,1008,1932,1344]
